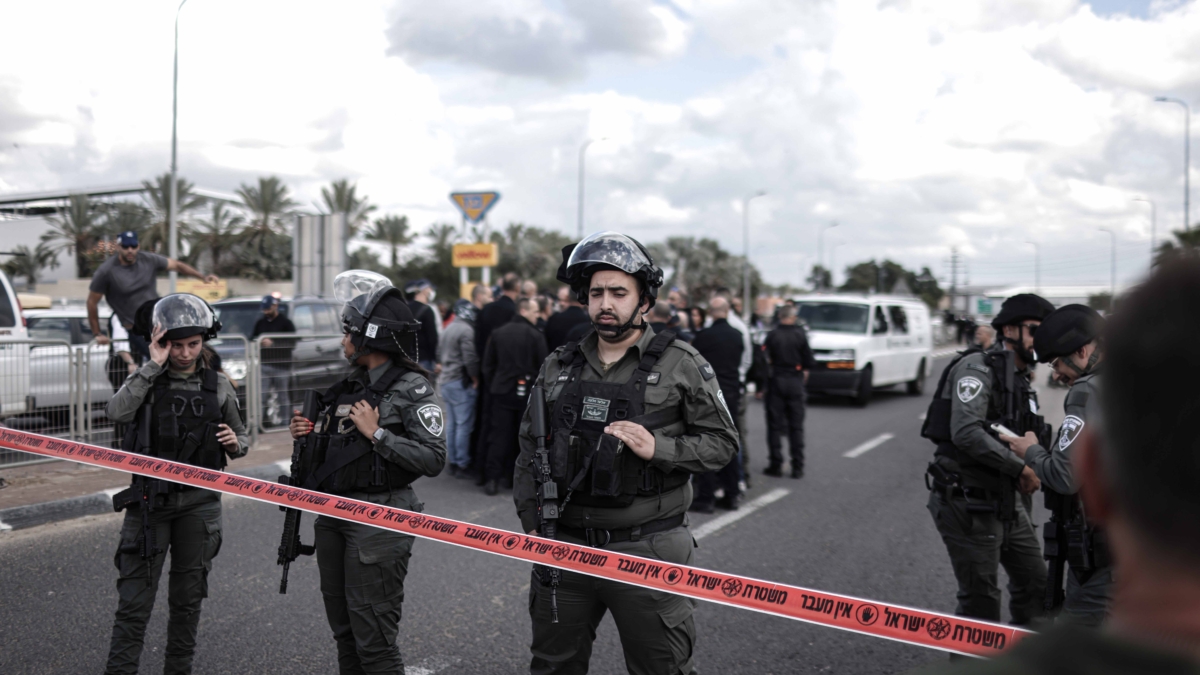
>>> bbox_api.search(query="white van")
[791,294,933,406]
[0,268,32,416]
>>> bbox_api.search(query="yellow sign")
[452,243,498,268]
[450,192,500,223]
[176,279,228,302]
[460,281,478,300]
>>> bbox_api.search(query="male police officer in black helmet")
[998,304,1112,626]
[289,270,445,675]
[922,293,1054,628]
[103,293,248,675]
[513,232,739,675]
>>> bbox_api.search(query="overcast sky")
[0,0,1195,290]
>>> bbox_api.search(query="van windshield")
[796,302,869,334]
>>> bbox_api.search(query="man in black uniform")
[689,296,744,511]
[544,286,590,352]
[405,279,440,372]
[481,297,548,495]
[289,270,445,675]
[252,294,297,427]
[514,232,739,675]
[471,272,521,481]
[762,304,816,478]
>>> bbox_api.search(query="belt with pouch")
[557,513,685,548]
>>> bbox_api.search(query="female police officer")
[104,293,248,675]
[289,270,446,674]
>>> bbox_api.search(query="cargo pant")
[766,375,806,472]
[927,490,1047,624]
[1063,565,1113,627]
[316,488,419,675]
[528,525,697,675]
[105,490,223,675]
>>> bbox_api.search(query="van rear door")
[0,271,32,416]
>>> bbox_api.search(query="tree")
[648,236,760,302]
[492,223,573,291]
[806,265,832,291]
[142,173,206,255]
[838,258,944,308]
[100,202,153,242]
[1087,292,1113,312]
[41,194,103,277]
[187,201,244,275]
[1,243,59,290]
[321,178,377,238]
[364,215,414,270]
[1153,228,1200,268]
[400,223,460,294]
[238,176,297,263]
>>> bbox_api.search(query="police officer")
[762,304,816,478]
[999,304,1111,626]
[514,232,739,675]
[289,270,445,675]
[104,294,248,675]
[922,294,1053,626]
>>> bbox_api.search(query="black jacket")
[483,315,548,396]
[475,295,516,369]
[251,314,297,365]
[764,324,816,375]
[407,300,439,363]
[691,318,744,402]
[544,305,590,353]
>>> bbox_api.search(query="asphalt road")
[0,355,1063,674]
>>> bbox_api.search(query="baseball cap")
[117,231,139,247]
[261,294,280,309]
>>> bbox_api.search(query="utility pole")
[1156,96,1191,232]
[168,0,189,293]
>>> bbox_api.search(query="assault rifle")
[530,384,562,623]
[1042,489,1072,612]
[112,404,169,576]
[277,389,320,594]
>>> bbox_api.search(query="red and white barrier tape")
[0,429,1028,657]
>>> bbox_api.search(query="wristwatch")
[372,427,386,442]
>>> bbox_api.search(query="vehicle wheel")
[853,366,873,407]
[907,359,926,396]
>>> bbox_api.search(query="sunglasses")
[120,244,139,250]
[1019,322,1038,336]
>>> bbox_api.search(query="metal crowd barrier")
[249,333,348,436]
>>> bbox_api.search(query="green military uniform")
[309,361,446,674]
[104,359,248,675]
[909,624,1200,675]
[514,328,739,675]
[926,348,1047,625]
[1023,369,1112,626]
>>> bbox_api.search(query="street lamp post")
[830,242,846,289]
[1099,228,1116,301]
[1134,197,1157,265]
[1025,241,1039,293]
[576,138,605,240]
[741,190,767,322]
[1155,96,1191,232]
[168,0,189,294]
[817,221,839,290]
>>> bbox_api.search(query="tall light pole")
[1156,96,1191,232]
[741,190,767,322]
[576,137,605,240]
[1099,228,1116,301]
[830,242,846,289]
[817,220,838,290]
[168,0,189,293]
[1025,241,1039,293]
[1134,197,1157,265]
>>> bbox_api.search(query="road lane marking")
[843,433,895,458]
[407,655,459,675]
[691,488,789,541]
[918,413,926,421]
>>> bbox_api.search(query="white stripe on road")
[691,488,789,541]
[406,656,460,675]
[843,433,895,458]
[918,413,926,421]
[931,347,961,358]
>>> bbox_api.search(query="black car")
[210,296,348,428]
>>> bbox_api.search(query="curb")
[0,460,291,533]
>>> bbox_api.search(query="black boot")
[484,480,499,496]
[791,466,804,479]
[689,500,715,514]
[762,465,783,478]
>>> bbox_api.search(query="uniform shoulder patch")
[698,361,716,381]
[416,404,444,436]
[965,363,991,375]
[956,376,984,403]
[1058,415,1085,451]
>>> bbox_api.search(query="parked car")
[210,296,348,428]
[0,268,31,418]
[792,294,933,406]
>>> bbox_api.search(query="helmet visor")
[152,294,214,334]
[566,232,652,276]
[333,270,393,305]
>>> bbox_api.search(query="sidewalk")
[0,431,296,532]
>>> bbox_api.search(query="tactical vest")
[547,330,689,508]
[122,367,227,474]
[300,364,421,495]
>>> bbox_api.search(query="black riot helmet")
[334,270,422,362]
[1034,304,1104,371]
[452,298,477,324]
[990,293,1054,364]
[556,231,664,310]
[151,294,221,345]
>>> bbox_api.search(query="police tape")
[0,428,1030,658]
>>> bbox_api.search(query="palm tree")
[101,202,153,241]
[321,178,376,238]
[237,176,297,250]
[364,215,413,269]
[188,201,244,274]
[40,194,102,277]
[1,243,60,290]
[142,173,206,255]
[1154,228,1200,268]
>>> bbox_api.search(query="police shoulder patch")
[965,363,991,375]
[1057,415,1085,451]
[699,362,716,381]
[956,376,984,403]
[416,404,444,436]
